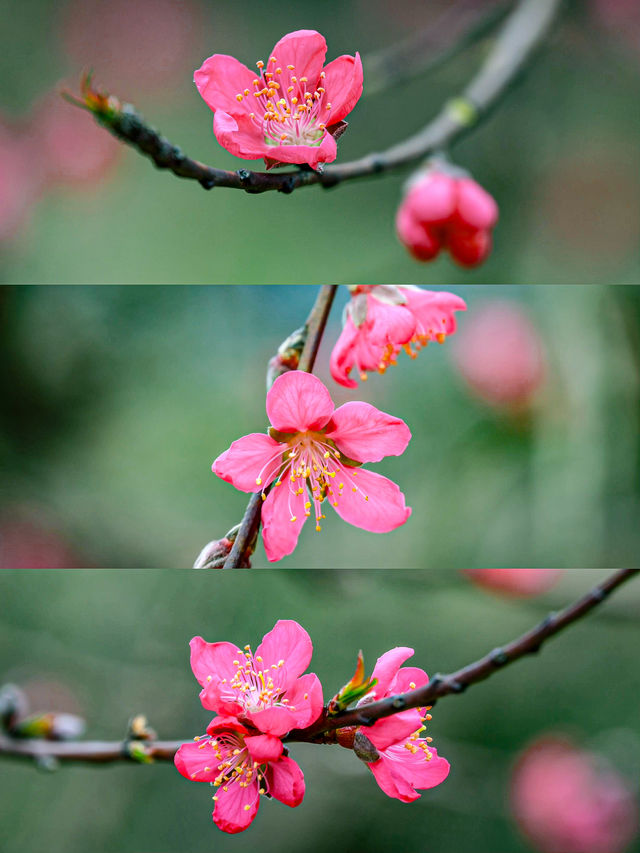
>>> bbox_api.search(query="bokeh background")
[0,569,638,853]
[2,284,640,569]
[1,0,639,285]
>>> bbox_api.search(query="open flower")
[347,647,450,802]
[213,370,412,562]
[330,285,466,388]
[397,166,498,267]
[175,716,305,834]
[189,620,323,737]
[194,30,363,169]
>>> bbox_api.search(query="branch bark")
[221,285,338,568]
[1,569,635,764]
[71,0,562,194]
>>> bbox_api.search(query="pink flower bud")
[452,300,546,410]
[397,167,498,267]
[511,736,639,853]
[464,569,563,597]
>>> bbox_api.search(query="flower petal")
[194,54,257,116]
[258,131,337,169]
[206,717,249,737]
[256,619,313,681]
[269,30,327,86]
[190,637,244,715]
[246,705,297,737]
[407,172,458,225]
[174,740,219,783]
[323,53,364,125]
[369,646,415,696]
[368,745,450,803]
[212,778,260,834]
[245,733,284,764]
[388,665,430,695]
[447,228,492,268]
[265,755,306,807]
[213,111,274,159]
[326,402,411,463]
[330,318,360,389]
[402,287,467,338]
[266,371,335,433]
[331,468,411,533]
[212,433,284,493]
[368,708,424,751]
[368,753,421,802]
[282,673,324,728]
[261,479,307,563]
[455,178,498,229]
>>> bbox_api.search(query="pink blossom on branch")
[330,285,466,388]
[397,166,498,267]
[189,620,323,737]
[212,370,412,562]
[194,30,363,169]
[175,716,304,834]
[340,647,450,801]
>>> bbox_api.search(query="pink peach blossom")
[194,30,363,168]
[330,285,466,388]
[189,620,323,737]
[397,167,498,267]
[452,301,546,409]
[175,716,304,834]
[353,647,450,802]
[511,736,638,853]
[212,370,411,562]
[465,569,563,597]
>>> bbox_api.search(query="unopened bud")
[353,731,380,764]
[194,524,251,569]
[127,714,156,741]
[126,740,154,763]
[11,712,86,740]
[266,326,307,389]
[328,651,377,715]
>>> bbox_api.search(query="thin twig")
[1,569,635,764]
[221,285,338,568]
[71,0,562,195]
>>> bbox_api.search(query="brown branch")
[70,0,561,195]
[1,569,636,765]
[221,285,338,569]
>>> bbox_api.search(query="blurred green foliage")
[1,284,639,568]
[0,0,639,284]
[0,569,638,853]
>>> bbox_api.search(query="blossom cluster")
[175,620,449,833]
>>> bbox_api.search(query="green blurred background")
[1,284,639,569]
[0,569,638,853]
[1,0,639,284]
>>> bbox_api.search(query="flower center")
[192,731,269,804]
[236,56,331,147]
[216,645,294,714]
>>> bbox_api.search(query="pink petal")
[212,433,284,492]
[447,228,492,268]
[206,716,249,737]
[400,745,451,790]
[368,754,421,802]
[270,30,327,86]
[174,740,219,783]
[402,287,467,338]
[330,318,360,389]
[194,54,257,116]
[282,673,324,728]
[370,646,415,696]
[213,111,274,160]
[190,637,244,714]
[323,53,364,125]
[245,733,284,764]
[266,371,335,433]
[265,755,306,807]
[326,401,411,463]
[246,705,297,738]
[365,294,416,347]
[257,132,337,168]
[367,708,424,750]
[388,665,430,695]
[256,619,313,681]
[407,172,458,225]
[455,178,498,229]
[396,205,442,262]
[331,468,411,533]
[261,479,307,563]
[212,778,260,834]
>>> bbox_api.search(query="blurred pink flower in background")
[61,0,204,98]
[452,301,546,410]
[511,736,638,853]
[0,120,39,243]
[464,569,563,597]
[0,508,85,568]
[29,92,121,187]
[591,0,640,59]
[396,167,498,267]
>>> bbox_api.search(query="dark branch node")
[447,679,467,694]
[199,177,216,190]
[490,648,509,666]
[392,696,407,710]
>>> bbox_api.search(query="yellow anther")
[320,71,326,78]
[244,804,251,811]
[244,89,250,96]
[291,96,298,104]
[364,496,369,501]
[352,487,357,493]
[255,477,262,485]
[270,56,277,63]
[281,134,287,141]
[316,525,322,532]
[261,493,266,501]
[249,113,255,119]
[287,85,294,92]
[236,94,243,101]
[256,60,264,69]
[276,67,282,74]
[409,682,416,689]
[287,64,295,70]
[436,332,446,344]
[326,103,332,109]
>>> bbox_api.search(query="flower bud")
[397,163,498,268]
[266,326,307,390]
[193,524,251,569]
[10,711,86,740]
[352,730,381,764]
[465,569,563,598]
[327,651,377,715]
